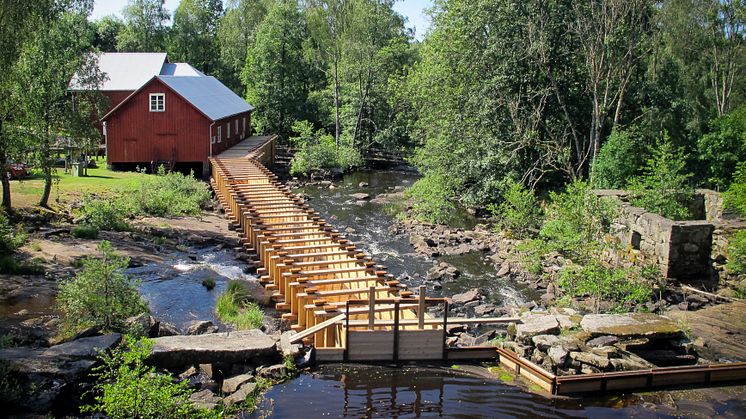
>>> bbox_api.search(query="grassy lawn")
[10,157,151,209]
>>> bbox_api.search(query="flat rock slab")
[580,313,682,339]
[149,329,277,368]
[668,301,746,362]
[0,333,121,379]
[516,314,560,340]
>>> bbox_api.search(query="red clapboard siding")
[105,78,252,166]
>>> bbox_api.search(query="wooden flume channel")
[209,136,746,394]
[209,136,515,363]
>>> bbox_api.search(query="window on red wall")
[217,126,222,143]
[235,119,238,138]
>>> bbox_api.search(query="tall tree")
[92,15,124,52]
[16,0,105,207]
[337,0,412,151]
[570,0,653,174]
[169,0,224,74]
[242,0,314,139]
[217,0,271,92]
[306,0,352,146]
[0,0,44,211]
[117,0,170,52]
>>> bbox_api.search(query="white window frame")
[235,119,239,136]
[217,126,222,143]
[149,93,165,112]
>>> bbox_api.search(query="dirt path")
[668,301,746,362]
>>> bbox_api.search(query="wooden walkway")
[209,136,512,362]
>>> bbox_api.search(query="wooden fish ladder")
[209,136,515,362]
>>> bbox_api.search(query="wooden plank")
[288,313,346,344]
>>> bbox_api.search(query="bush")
[83,336,215,419]
[592,129,644,189]
[134,166,212,217]
[216,280,264,330]
[726,230,746,275]
[71,225,99,239]
[0,211,26,255]
[628,135,694,220]
[698,105,746,189]
[488,179,542,238]
[724,162,746,217]
[289,121,363,176]
[80,196,132,232]
[56,241,148,336]
[0,255,44,275]
[404,173,459,224]
[538,181,618,263]
[557,261,654,313]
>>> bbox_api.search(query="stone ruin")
[594,189,745,280]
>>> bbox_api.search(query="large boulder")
[0,334,121,413]
[223,382,258,407]
[190,389,221,410]
[0,334,121,379]
[148,329,278,368]
[451,288,482,305]
[279,331,301,358]
[186,320,219,335]
[256,363,288,381]
[222,373,253,394]
[516,314,559,340]
[125,313,159,337]
[580,313,683,339]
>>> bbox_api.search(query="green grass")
[10,157,151,209]
[215,281,264,330]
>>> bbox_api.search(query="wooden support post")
[344,302,350,362]
[393,300,400,363]
[418,285,426,330]
[442,300,449,360]
[368,286,376,330]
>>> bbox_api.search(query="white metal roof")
[160,62,206,77]
[158,76,254,121]
[70,52,168,91]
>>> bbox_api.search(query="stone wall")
[594,190,713,279]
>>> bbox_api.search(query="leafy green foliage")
[56,241,147,336]
[698,105,746,189]
[168,0,223,74]
[71,224,99,239]
[628,135,694,220]
[404,173,459,224]
[591,129,644,189]
[557,261,654,313]
[539,181,618,263]
[488,179,542,238]
[724,162,746,217]
[243,0,314,138]
[0,255,44,275]
[117,0,170,52]
[80,196,132,232]
[289,121,362,175]
[216,280,264,330]
[0,211,25,254]
[83,336,216,419]
[726,230,746,275]
[79,168,211,231]
[134,167,212,217]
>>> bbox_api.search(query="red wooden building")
[102,75,254,176]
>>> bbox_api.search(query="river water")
[131,169,745,418]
